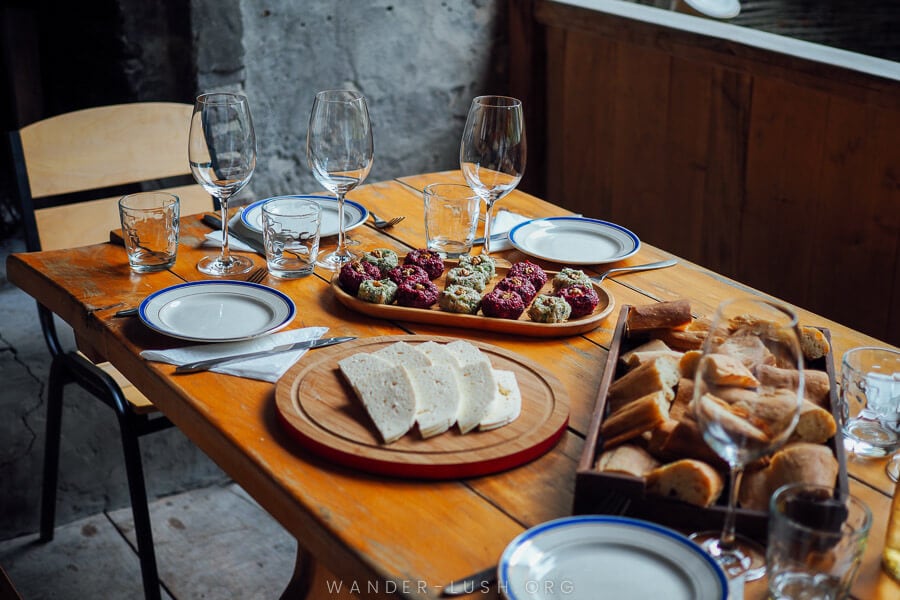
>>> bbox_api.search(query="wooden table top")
[7,170,899,599]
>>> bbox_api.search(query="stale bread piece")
[607,355,680,413]
[718,335,775,370]
[601,391,671,448]
[701,353,760,388]
[756,364,831,408]
[338,353,417,444]
[595,444,661,477]
[799,326,831,360]
[656,318,713,351]
[678,350,702,379]
[668,378,694,422]
[729,388,802,440]
[626,300,693,333]
[646,459,724,508]
[739,442,839,511]
[790,400,837,445]
[695,393,769,445]
[647,418,726,469]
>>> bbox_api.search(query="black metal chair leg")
[119,418,162,600]
[39,357,66,542]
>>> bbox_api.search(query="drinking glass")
[690,297,805,581]
[306,90,374,270]
[189,92,257,276]
[459,95,526,255]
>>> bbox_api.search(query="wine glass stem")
[335,192,349,258]
[481,192,499,255]
[218,196,233,265]
[720,465,744,551]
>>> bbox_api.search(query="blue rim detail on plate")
[498,515,727,600]
[241,195,369,237]
[507,217,640,265]
[139,280,296,342]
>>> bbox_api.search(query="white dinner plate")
[498,516,727,600]
[508,217,640,265]
[139,281,295,342]
[241,195,369,237]
[683,0,741,19]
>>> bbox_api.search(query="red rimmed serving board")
[274,335,570,479]
[330,260,615,337]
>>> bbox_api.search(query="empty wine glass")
[306,90,374,270]
[189,92,257,276]
[459,95,526,255]
[691,297,805,581]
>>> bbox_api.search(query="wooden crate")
[573,305,848,543]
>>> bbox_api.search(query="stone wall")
[0,0,509,540]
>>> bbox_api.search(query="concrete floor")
[0,481,297,599]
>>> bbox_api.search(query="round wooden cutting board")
[274,335,569,479]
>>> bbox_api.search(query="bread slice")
[646,459,724,507]
[718,335,775,370]
[406,364,461,438]
[595,444,660,477]
[626,300,693,333]
[445,340,496,433]
[790,399,837,444]
[700,353,760,388]
[756,364,831,407]
[607,355,680,413]
[800,326,831,360]
[694,393,769,444]
[479,369,522,431]
[601,391,671,448]
[739,442,839,510]
[338,353,416,444]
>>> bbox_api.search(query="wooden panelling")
[512,0,900,344]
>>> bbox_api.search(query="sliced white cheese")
[444,340,496,434]
[374,341,433,368]
[479,369,522,431]
[338,353,416,444]
[406,364,460,438]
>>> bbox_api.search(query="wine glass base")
[316,248,357,271]
[197,255,255,277]
[690,530,767,581]
[887,453,900,482]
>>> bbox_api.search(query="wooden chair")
[8,102,213,600]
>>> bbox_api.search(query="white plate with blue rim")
[241,195,369,238]
[139,281,295,342]
[508,217,640,265]
[498,516,727,600]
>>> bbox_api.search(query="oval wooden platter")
[275,335,570,479]
[330,261,614,338]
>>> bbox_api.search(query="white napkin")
[483,209,530,251]
[202,209,261,252]
[141,326,329,382]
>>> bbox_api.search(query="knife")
[201,214,267,257]
[173,336,356,373]
[442,565,497,596]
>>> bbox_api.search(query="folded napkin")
[482,209,530,251]
[141,326,329,382]
[203,209,264,252]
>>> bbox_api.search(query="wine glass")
[306,90,374,270]
[691,297,805,581]
[189,92,257,276]
[459,95,526,255]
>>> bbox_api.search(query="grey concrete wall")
[1,0,509,540]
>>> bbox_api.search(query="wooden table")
[7,171,899,599]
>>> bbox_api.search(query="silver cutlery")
[370,212,405,229]
[591,258,677,284]
[174,336,357,373]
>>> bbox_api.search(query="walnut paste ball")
[458,254,497,279]
[357,278,398,305]
[362,248,400,275]
[552,267,592,291]
[494,275,538,305]
[555,283,600,318]
[396,280,440,309]
[403,248,445,280]
[480,288,526,320]
[439,284,482,314]
[385,264,430,286]
[508,260,548,289]
[445,267,489,292]
[338,259,381,295]
[528,294,572,323]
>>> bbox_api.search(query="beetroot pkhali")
[338,259,381,295]
[403,248,445,280]
[386,264,431,286]
[555,283,599,318]
[508,260,548,289]
[494,275,537,305]
[395,280,440,309]
[480,288,526,320]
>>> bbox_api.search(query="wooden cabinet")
[510,0,900,345]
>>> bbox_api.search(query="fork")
[370,212,405,229]
[245,267,268,283]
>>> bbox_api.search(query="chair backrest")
[9,102,213,251]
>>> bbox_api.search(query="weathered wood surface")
[6,173,898,599]
[511,0,900,347]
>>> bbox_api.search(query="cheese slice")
[374,341,433,368]
[338,353,416,444]
[446,340,496,433]
[407,364,460,438]
[479,369,522,431]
